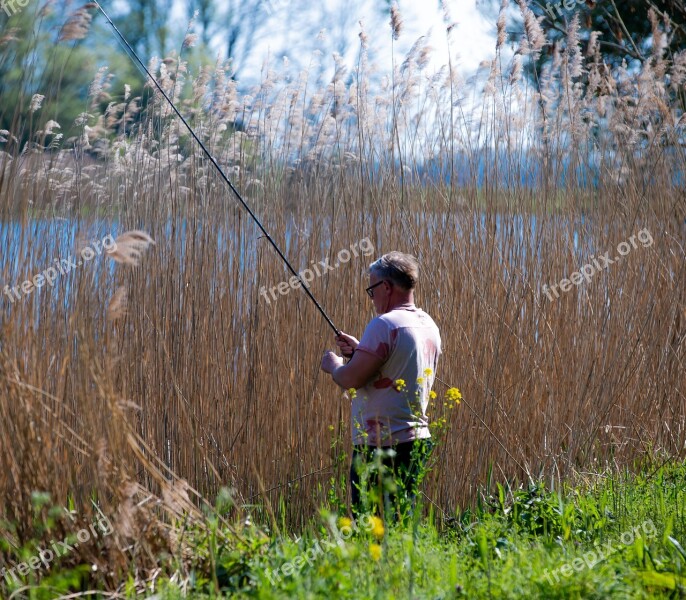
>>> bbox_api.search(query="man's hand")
[321,351,345,374]
[335,332,360,358]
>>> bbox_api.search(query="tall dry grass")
[0,0,685,586]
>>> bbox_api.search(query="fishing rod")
[92,1,531,476]
[92,0,341,337]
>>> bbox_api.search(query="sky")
[365,0,496,73]
[168,0,499,85]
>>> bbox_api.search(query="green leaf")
[497,483,505,511]
[667,536,686,561]
[638,570,676,590]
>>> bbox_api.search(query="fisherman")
[320,251,442,518]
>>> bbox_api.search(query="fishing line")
[92,0,341,336]
[93,1,526,478]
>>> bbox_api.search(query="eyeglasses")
[365,280,387,298]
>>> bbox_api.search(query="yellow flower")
[328,424,335,431]
[394,379,406,390]
[347,388,357,399]
[416,377,424,385]
[338,516,352,529]
[424,368,433,377]
[429,390,437,399]
[369,542,382,561]
[446,387,462,404]
[370,516,384,539]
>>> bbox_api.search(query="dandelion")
[394,379,406,391]
[347,388,357,399]
[370,516,384,539]
[423,368,433,377]
[429,390,437,400]
[369,542,382,561]
[416,377,424,385]
[338,516,352,529]
[328,424,335,432]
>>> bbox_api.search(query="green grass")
[3,460,685,598]
[234,464,686,599]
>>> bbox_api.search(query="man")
[320,251,442,517]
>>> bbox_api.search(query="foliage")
[1,0,685,597]
[3,460,684,597]
[528,0,686,65]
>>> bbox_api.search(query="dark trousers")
[350,438,433,518]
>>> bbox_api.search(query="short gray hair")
[369,251,419,290]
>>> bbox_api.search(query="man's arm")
[331,349,384,389]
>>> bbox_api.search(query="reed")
[0,0,684,588]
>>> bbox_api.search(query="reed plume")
[106,230,156,267]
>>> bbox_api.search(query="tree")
[112,0,174,58]
[0,2,119,145]
[503,0,686,66]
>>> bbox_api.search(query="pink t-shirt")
[352,303,441,446]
